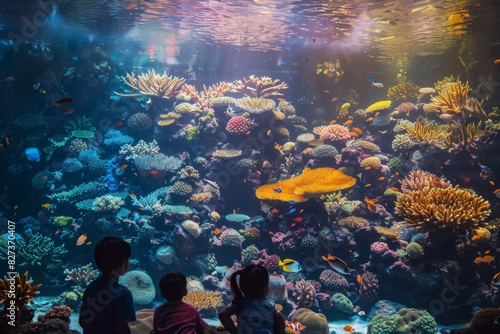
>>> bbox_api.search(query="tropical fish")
[115,121,123,127]
[41,203,51,208]
[287,321,306,332]
[372,82,384,88]
[322,254,350,274]
[344,120,353,126]
[120,164,129,170]
[366,76,376,83]
[293,217,303,223]
[353,127,363,135]
[76,233,87,246]
[213,228,221,235]
[288,208,296,214]
[33,82,41,90]
[270,208,279,215]
[274,188,282,193]
[331,97,338,102]
[343,324,355,332]
[364,197,378,213]
[494,59,500,64]
[4,76,15,81]
[54,97,75,105]
[493,272,500,286]
[150,169,160,175]
[278,259,303,273]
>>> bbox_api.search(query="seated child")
[218,264,286,334]
[79,236,136,334]
[154,272,207,334]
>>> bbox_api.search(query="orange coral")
[256,167,356,202]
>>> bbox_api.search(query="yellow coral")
[256,167,356,202]
[360,156,381,168]
[375,226,400,239]
[387,82,420,102]
[184,290,223,310]
[365,100,392,113]
[429,82,469,115]
[395,187,491,230]
[0,272,41,310]
[406,121,450,146]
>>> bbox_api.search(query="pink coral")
[313,124,351,141]
[226,116,255,135]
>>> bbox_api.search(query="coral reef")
[0,272,41,311]
[395,187,491,230]
[230,75,288,98]
[115,69,186,99]
[313,124,351,141]
[292,280,316,308]
[120,271,156,305]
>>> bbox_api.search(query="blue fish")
[288,208,296,214]
[274,188,282,193]
[288,200,296,205]
[24,147,41,162]
[366,76,376,83]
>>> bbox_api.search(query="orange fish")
[267,129,272,136]
[364,197,378,213]
[349,131,359,138]
[277,98,286,102]
[343,325,355,332]
[471,235,480,241]
[331,97,338,102]
[374,112,380,117]
[365,183,372,187]
[353,127,363,135]
[85,241,92,245]
[130,193,137,198]
[149,169,159,175]
[485,250,491,255]
[366,117,374,122]
[474,257,483,264]
[494,59,500,64]
[214,228,221,235]
[41,203,51,208]
[364,166,372,171]
[4,76,15,81]
[482,255,495,263]
[76,233,87,246]
[378,176,385,181]
[115,121,123,127]
[271,209,279,215]
[329,120,337,124]
[344,120,353,126]
[489,181,495,186]
[120,164,129,170]
[389,187,400,192]
[429,180,442,187]
[493,189,500,194]
[356,274,362,283]
[274,144,282,151]
[262,161,271,168]
[464,177,471,183]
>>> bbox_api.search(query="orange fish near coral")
[329,120,337,124]
[364,197,378,213]
[349,131,359,138]
[76,233,87,246]
[352,127,363,135]
[149,169,160,175]
[213,228,221,235]
[343,325,355,332]
[344,120,353,126]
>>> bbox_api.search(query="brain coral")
[120,270,156,305]
[181,220,202,238]
[127,112,153,131]
[290,308,329,334]
[360,156,381,168]
[368,308,437,334]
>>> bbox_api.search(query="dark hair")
[159,272,187,301]
[94,236,131,274]
[230,264,269,313]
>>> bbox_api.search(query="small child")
[154,272,207,334]
[79,236,136,334]
[218,264,286,334]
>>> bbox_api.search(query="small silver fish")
[372,82,384,88]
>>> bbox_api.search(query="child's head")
[159,272,187,301]
[231,264,269,310]
[94,236,131,275]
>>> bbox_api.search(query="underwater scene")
[1,0,500,333]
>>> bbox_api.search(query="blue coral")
[105,157,119,191]
[103,129,134,147]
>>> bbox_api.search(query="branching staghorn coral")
[115,69,186,99]
[395,187,491,230]
[231,75,288,98]
[0,231,67,267]
[406,121,450,147]
[47,181,106,204]
[120,139,160,160]
[64,264,99,288]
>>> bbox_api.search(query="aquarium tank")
[1,0,500,333]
